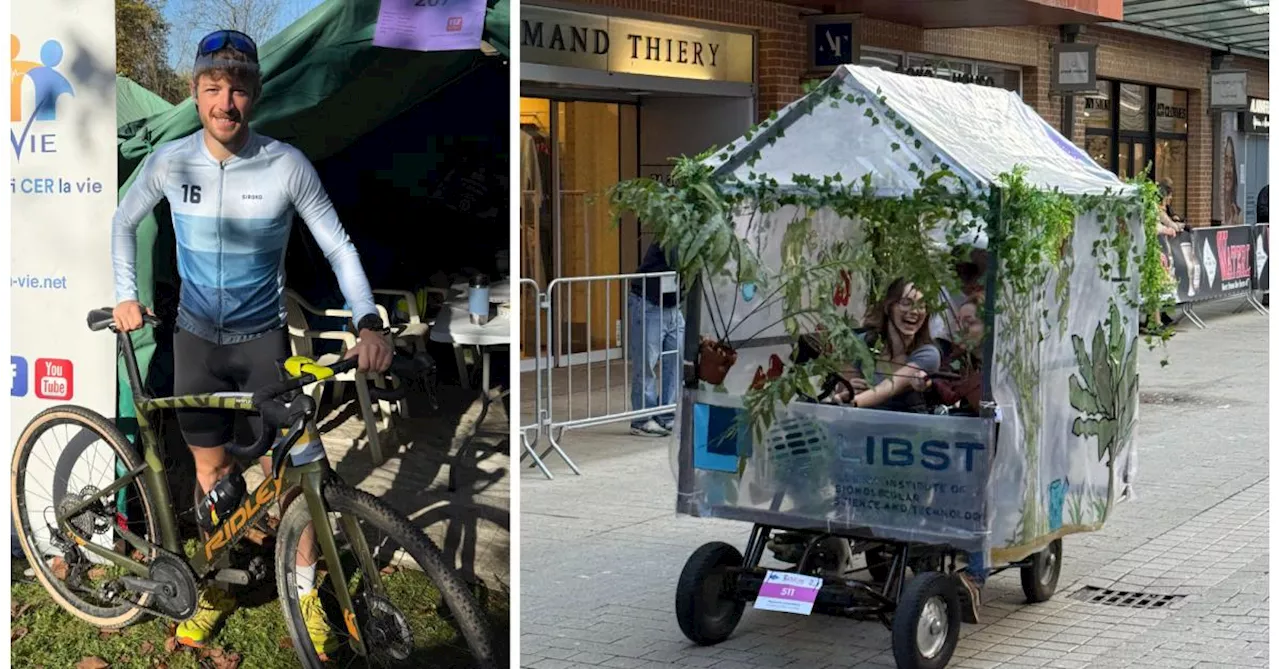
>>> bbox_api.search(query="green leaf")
[1068,375,1100,414]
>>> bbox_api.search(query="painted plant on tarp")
[1067,300,1139,525]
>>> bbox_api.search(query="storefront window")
[974,63,1020,93]
[1086,135,1111,170]
[1156,138,1188,217]
[905,55,966,81]
[1082,81,1112,130]
[861,49,902,72]
[1155,88,1188,134]
[1119,83,1149,132]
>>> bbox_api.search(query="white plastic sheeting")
[710,65,1133,198]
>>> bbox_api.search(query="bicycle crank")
[110,551,199,620]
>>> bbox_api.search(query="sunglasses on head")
[197,30,258,61]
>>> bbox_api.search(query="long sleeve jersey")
[112,130,377,344]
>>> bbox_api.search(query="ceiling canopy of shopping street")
[781,0,1124,28]
[1112,0,1268,57]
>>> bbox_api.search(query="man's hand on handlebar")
[346,329,394,374]
[112,300,153,334]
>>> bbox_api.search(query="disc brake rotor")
[358,593,414,662]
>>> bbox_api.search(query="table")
[429,288,510,392]
[430,294,510,492]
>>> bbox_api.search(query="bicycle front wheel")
[11,405,161,628]
[275,480,498,668]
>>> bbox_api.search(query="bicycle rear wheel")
[10,405,161,628]
[275,480,498,668]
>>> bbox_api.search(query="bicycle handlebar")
[229,354,427,460]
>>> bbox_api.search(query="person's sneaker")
[955,571,982,624]
[300,589,341,660]
[630,419,669,437]
[175,587,238,648]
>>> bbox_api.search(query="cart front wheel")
[891,572,960,669]
[676,542,746,646]
[1020,539,1063,603]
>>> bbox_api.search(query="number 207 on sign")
[754,571,822,615]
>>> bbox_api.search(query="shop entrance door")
[519,97,639,369]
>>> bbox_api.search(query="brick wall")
[543,0,1267,226]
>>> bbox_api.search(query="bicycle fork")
[299,474,388,659]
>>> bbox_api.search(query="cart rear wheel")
[1020,539,1063,603]
[676,542,746,646]
[891,572,960,669]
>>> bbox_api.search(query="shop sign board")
[521,5,754,84]
[1210,70,1249,110]
[806,14,861,74]
[1240,98,1269,134]
[1050,42,1096,93]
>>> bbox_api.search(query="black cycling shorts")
[173,327,289,448]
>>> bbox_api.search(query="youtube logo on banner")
[34,358,74,401]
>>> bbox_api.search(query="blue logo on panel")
[814,23,855,68]
[11,356,28,397]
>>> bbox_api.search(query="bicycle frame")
[52,329,382,653]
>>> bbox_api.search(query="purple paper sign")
[373,0,486,53]
[753,570,822,615]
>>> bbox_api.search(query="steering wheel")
[797,374,858,404]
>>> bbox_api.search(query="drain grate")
[1070,586,1185,609]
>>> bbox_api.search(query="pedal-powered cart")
[649,65,1146,669]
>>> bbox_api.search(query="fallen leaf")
[11,602,32,618]
[154,663,168,669]
[75,658,110,669]
[198,648,212,659]
[278,637,294,649]
[140,641,155,655]
[88,567,108,580]
[99,628,121,639]
[212,652,241,669]
[50,557,69,580]
[380,565,397,575]
[118,657,131,666]
[11,626,29,642]
[164,637,178,653]
[207,648,223,659]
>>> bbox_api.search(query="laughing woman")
[835,278,942,411]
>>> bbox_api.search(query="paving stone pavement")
[520,302,1268,669]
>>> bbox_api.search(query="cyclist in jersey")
[110,30,391,654]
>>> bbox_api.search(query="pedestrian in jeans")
[629,243,683,436]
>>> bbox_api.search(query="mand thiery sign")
[521,5,754,83]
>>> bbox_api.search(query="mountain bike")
[11,308,498,668]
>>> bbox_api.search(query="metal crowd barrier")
[520,271,682,480]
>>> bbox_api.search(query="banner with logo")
[11,8,117,445]
[1160,226,1255,304]
[1256,224,1270,293]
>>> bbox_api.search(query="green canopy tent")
[116,75,174,141]
[114,0,509,427]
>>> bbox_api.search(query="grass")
[11,553,510,669]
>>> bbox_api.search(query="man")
[111,30,392,654]
[628,242,683,436]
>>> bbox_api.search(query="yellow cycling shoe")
[300,589,341,660]
[176,587,238,648]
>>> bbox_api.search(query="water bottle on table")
[470,274,491,325]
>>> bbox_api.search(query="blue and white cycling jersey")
[112,130,377,345]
